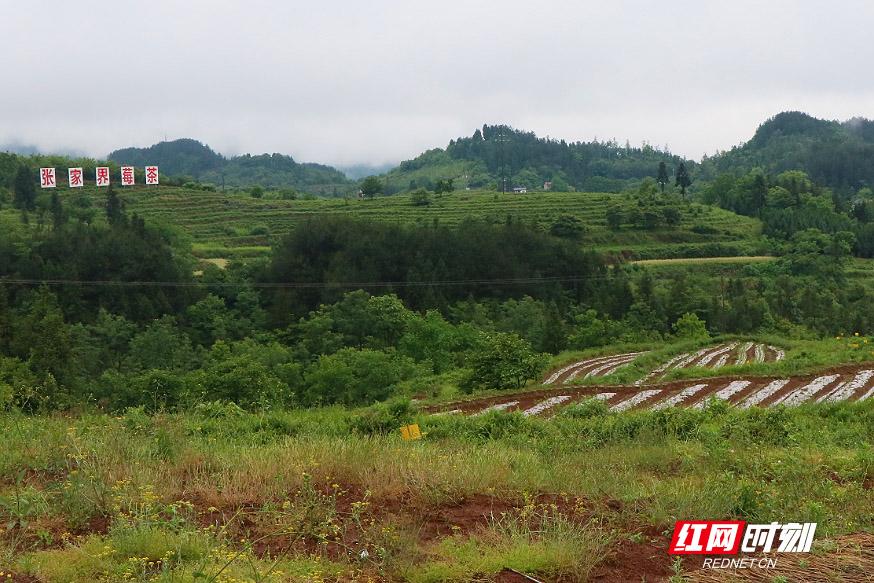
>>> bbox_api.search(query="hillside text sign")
[38,166,158,188]
[96,167,110,186]
[120,166,136,186]
[68,167,84,188]
[40,167,56,188]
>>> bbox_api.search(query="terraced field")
[66,185,763,258]
[635,341,784,384]
[544,351,648,384]
[543,342,783,387]
[434,366,874,418]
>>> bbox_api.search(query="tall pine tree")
[657,161,669,193]
[675,162,692,196]
[105,184,124,225]
[50,191,65,229]
[13,165,36,210]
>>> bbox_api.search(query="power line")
[0,275,602,289]
[0,268,774,290]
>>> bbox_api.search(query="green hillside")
[380,124,691,194]
[108,138,353,195]
[382,114,874,197]
[51,185,764,260]
[702,111,874,193]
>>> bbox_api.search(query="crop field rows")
[545,343,785,387]
[544,351,649,384]
[634,342,784,384]
[432,368,874,418]
[74,187,763,255]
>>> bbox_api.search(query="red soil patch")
[412,494,517,543]
[0,468,67,489]
[0,512,110,555]
[80,514,110,536]
[590,528,674,582]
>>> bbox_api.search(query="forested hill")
[381,124,690,194]
[702,111,874,193]
[108,138,353,195]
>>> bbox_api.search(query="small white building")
[512,186,528,194]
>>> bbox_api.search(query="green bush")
[558,397,609,419]
[303,348,419,406]
[463,333,548,392]
[349,398,415,435]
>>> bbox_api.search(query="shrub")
[549,214,587,239]
[411,189,431,206]
[96,368,187,412]
[349,398,415,435]
[463,333,548,392]
[558,397,609,419]
[673,313,709,339]
[183,356,292,410]
[303,348,418,406]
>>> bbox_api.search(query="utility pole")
[496,126,509,194]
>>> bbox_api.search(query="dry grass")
[0,403,872,581]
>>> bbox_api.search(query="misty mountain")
[108,139,353,195]
[1,142,87,158]
[337,163,396,180]
[16,112,874,198]
[702,111,874,193]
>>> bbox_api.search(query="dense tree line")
[0,202,193,323]
[388,112,874,196]
[701,167,874,257]
[261,216,607,323]
[384,124,690,193]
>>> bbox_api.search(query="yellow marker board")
[400,424,422,441]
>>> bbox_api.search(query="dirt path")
[632,256,775,266]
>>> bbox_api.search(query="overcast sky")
[2,1,873,166]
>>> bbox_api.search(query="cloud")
[1,0,873,165]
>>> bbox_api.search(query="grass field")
[47,186,765,261]
[1,400,871,582]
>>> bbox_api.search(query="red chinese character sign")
[670,521,745,555]
[121,166,136,186]
[96,167,110,186]
[40,168,56,188]
[68,167,84,188]
[145,166,159,185]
